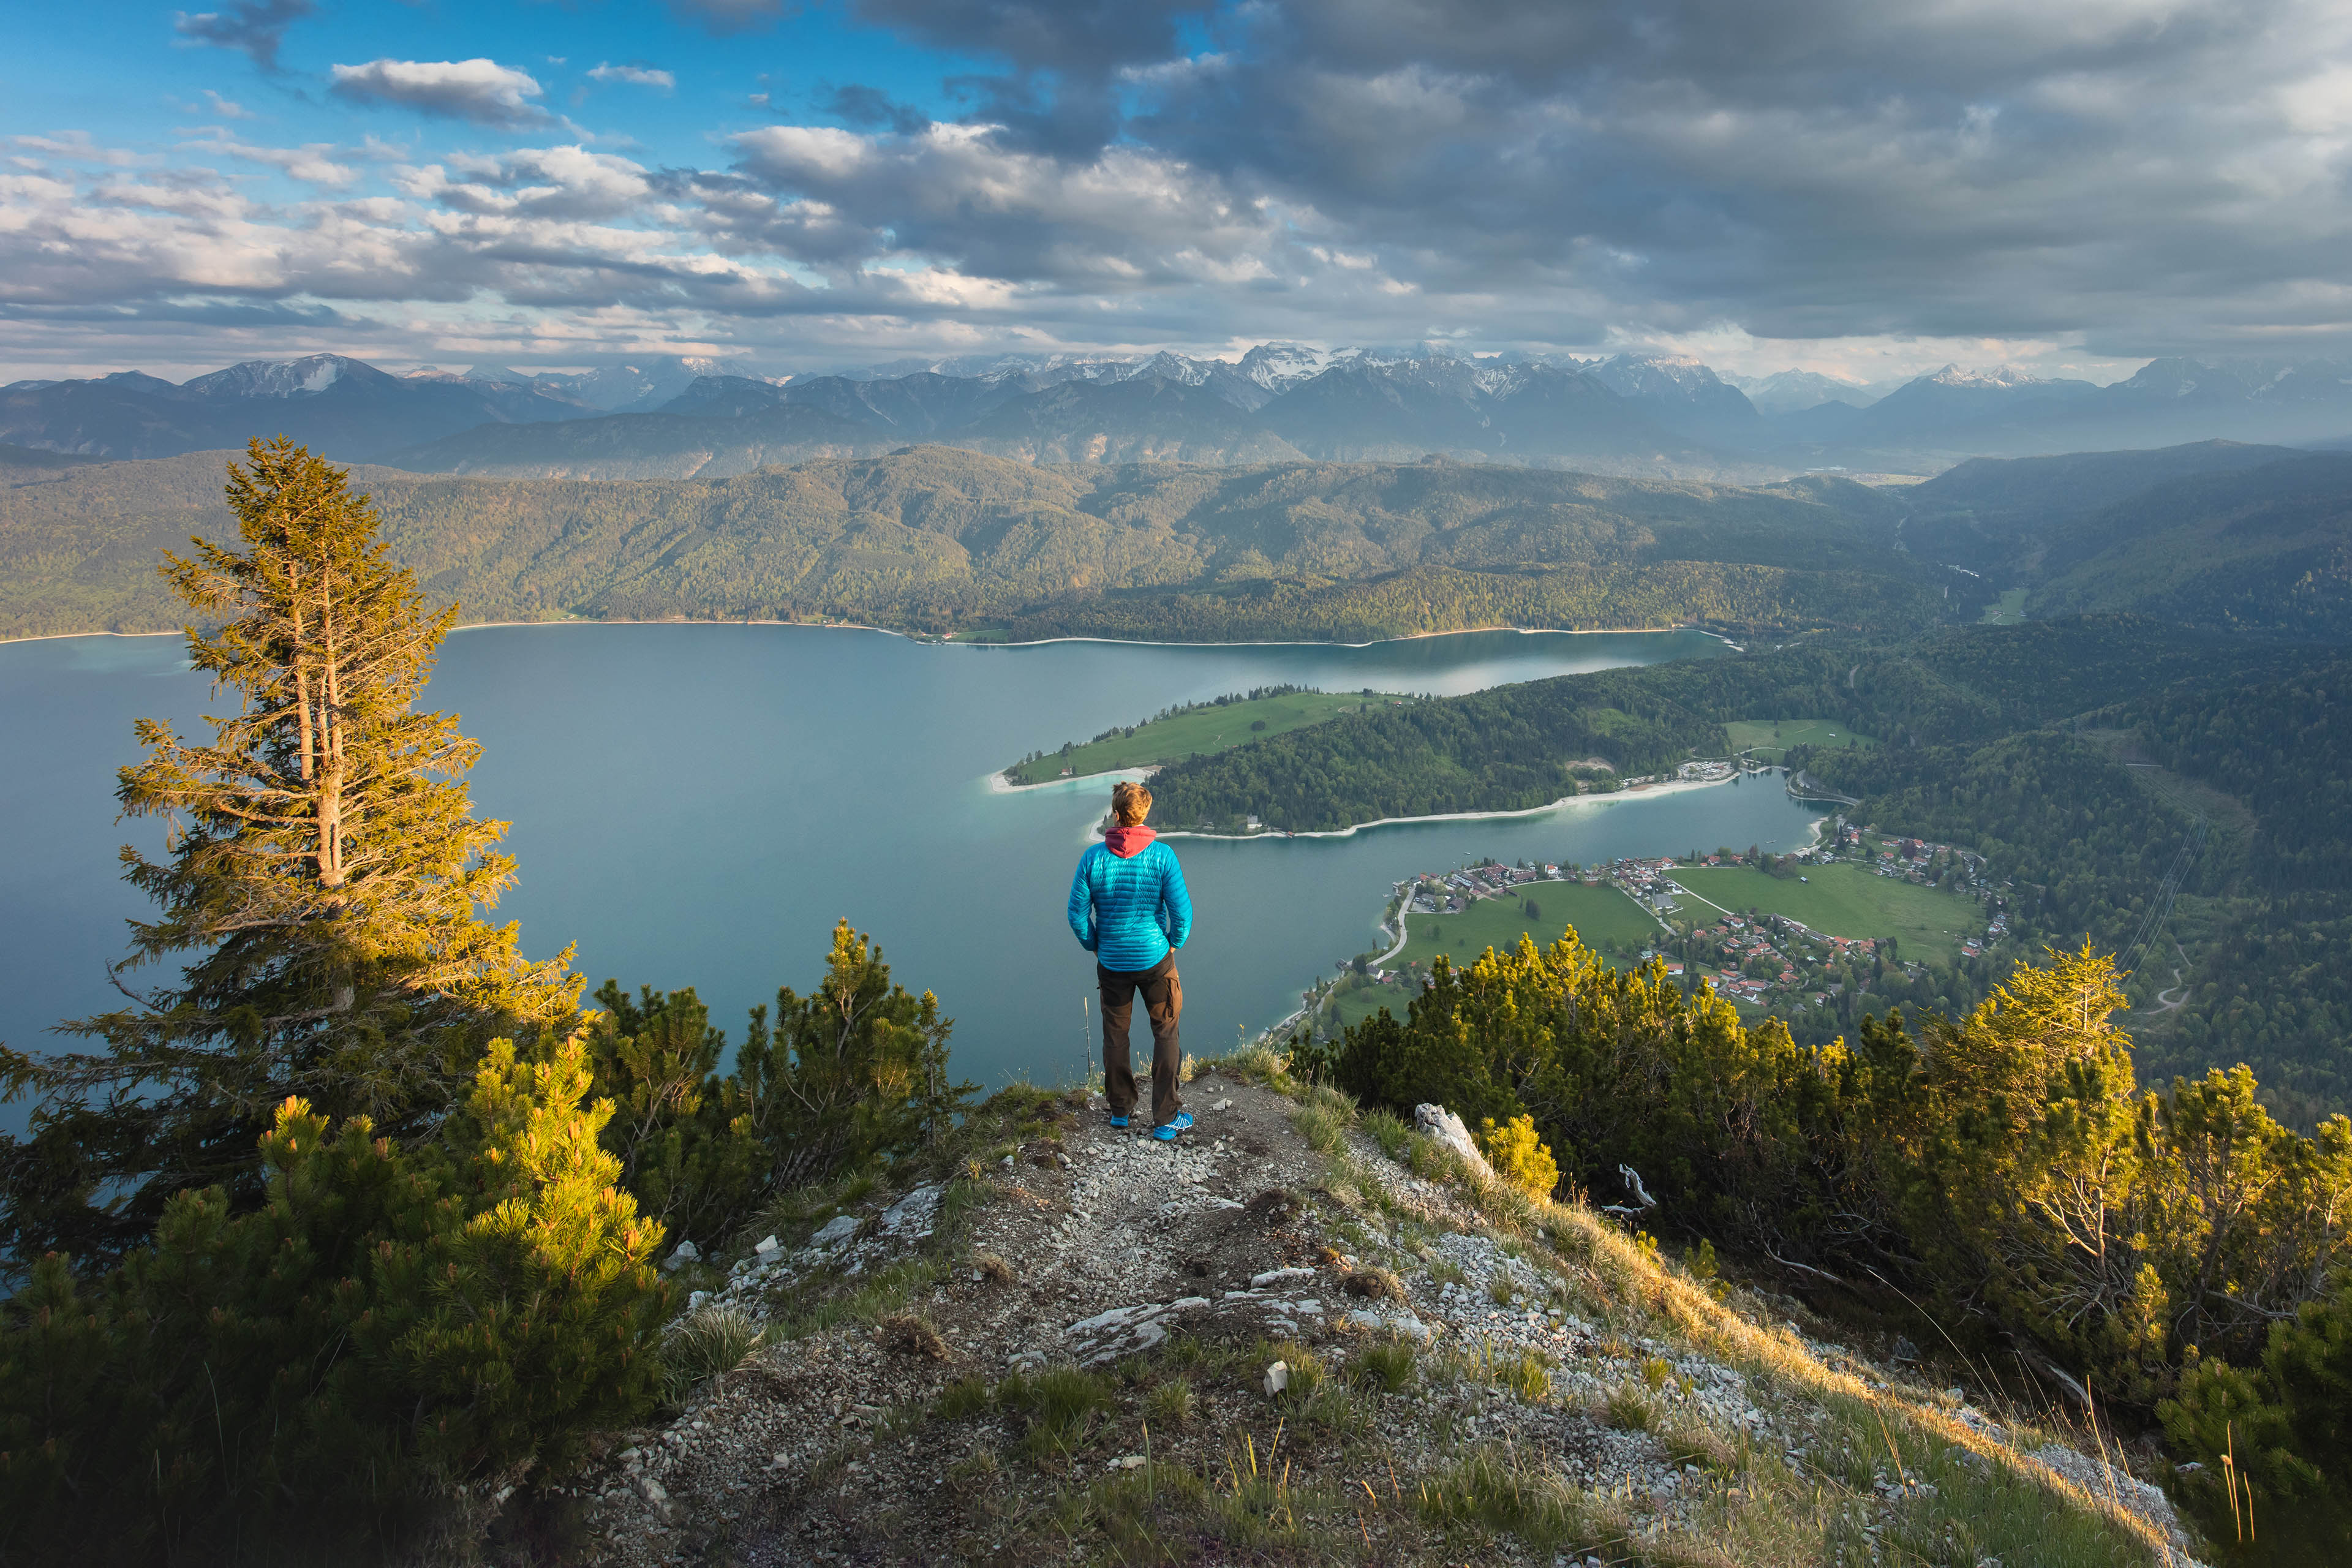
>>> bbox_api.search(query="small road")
[1665,879,1735,920]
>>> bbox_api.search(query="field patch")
[1004,688,1409,785]
[1980,586,2027,625]
[1399,881,1662,970]
[1667,861,1977,964]
[1724,717,1875,764]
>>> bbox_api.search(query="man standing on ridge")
[1069,780,1194,1142]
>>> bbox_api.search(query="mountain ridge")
[11,346,2352,477]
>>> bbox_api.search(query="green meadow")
[1398,880,1662,970]
[1666,861,1979,964]
[1724,717,1877,764]
[1980,586,2028,625]
[1004,688,1409,785]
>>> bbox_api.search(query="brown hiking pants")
[1098,952,1183,1125]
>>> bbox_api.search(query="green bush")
[2160,1270,2352,1531]
[1478,1113,1561,1202]
[0,1027,667,1562]
[1332,933,2352,1504]
[588,921,978,1237]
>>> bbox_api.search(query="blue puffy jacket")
[1068,828,1193,971]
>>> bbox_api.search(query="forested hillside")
[1882,442,2352,640]
[0,445,1956,641]
[2029,453,2352,638]
[1149,617,2352,1124]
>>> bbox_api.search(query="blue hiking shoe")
[1152,1112,1194,1142]
[1107,1112,1129,1129]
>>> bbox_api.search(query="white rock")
[1264,1360,1290,1396]
[809,1215,860,1247]
[754,1232,785,1262]
[1252,1265,1317,1287]
[686,1290,710,1312]
[663,1239,700,1272]
[1412,1104,1495,1180]
[880,1185,943,1236]
[1348,1305,1434,1343]
[1068,1303,1158,1336]
[639,1476,669,1504]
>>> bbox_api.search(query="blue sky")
[6,1,2351,383]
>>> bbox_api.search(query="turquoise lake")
[0,625,1826,1118]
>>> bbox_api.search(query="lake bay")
[0,625,1825,1116]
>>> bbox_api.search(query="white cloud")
[13,0,2352,374]
[182,131,359,187]
[203,90,254,121]
[726,122,1287,287]
[329,59,550,128]
[398,145,655,219]
[12,132,148,168]
[587,63,676,91]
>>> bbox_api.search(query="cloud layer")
[328,59,551,127]
[12,0,2352,378]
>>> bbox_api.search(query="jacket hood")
[1104,824,1157,858]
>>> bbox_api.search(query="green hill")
[2030,453,2352,639]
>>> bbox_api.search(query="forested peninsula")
[1144,616,2352,1127]
[0,444,1961,642]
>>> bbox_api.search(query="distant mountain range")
[7,344,2351,478]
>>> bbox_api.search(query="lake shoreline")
[1158,772,1760,842]
[4,617,1741,652]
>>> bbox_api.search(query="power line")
[2118,815,2205,984]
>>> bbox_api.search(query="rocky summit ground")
[541,1055,2206,1568]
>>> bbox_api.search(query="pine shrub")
[1477,1113,1561,1202]
[0,1026,667,1561]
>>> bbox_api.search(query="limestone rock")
[1413,1104,1494,1180]
[1251,1265,1316,1288]
[1264,1360,1290,1396]
[880,1185,942,1238]
[663,1239,700,1272]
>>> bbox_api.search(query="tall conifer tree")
[1,438,576,1270]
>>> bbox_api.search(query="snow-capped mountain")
[12,343,2351,470]
[1730,369,1886,416]
[470,357,756,412]
[183,353,372,399]
[1235,342,1337,395]
[1586,354,1765,447]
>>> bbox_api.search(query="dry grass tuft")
[877,1311,951,1360]
[974,1251,1016,1284]
[662,1305,767,1399]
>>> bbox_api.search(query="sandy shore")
[1156,771,1759,842]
